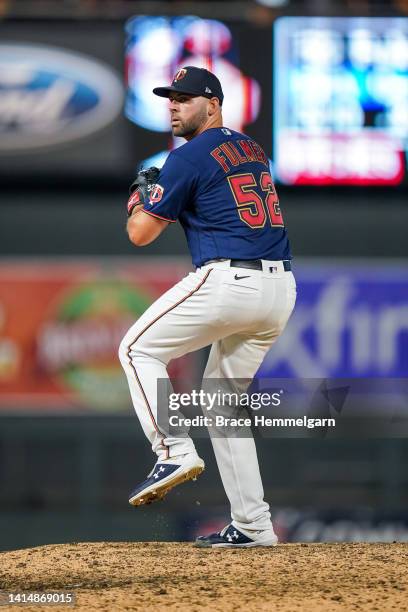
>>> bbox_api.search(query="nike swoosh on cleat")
[234,274,251,280]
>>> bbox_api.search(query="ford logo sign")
[0,43,124,151]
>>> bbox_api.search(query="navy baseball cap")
[153,66,224,105]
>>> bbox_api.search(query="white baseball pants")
[119,259,296,531]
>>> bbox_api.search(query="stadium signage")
[0,43,123,151]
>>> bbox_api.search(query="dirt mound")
[0,542,407,611]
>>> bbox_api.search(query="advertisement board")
[3,16,407,191]
[0,259,192,412]
[0,18,271,182]
[1,259,406,412]
[0,21,132,182]
[259,262,408,377]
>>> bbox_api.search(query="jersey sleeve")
[142,151,198,223]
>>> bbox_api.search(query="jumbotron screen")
[273,17,408,186]
[125,16,261,169]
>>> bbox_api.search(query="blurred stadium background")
[0,0,407,550]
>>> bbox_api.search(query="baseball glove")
[127,166,160,217]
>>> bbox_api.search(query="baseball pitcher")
[119,66,296,548]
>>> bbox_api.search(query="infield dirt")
[0,542,407,611]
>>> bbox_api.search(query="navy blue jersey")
[142,127,291,268]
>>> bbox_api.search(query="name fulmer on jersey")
[210,139,269,173]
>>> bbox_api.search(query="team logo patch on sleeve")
[149,184,164,204]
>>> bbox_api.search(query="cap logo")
[205,87,212,94]
[173,68,187,83]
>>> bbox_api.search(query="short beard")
[172,107,208,139]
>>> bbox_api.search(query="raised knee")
[118,337,130,367]
[119,333,145,366]
[119,335,156,366]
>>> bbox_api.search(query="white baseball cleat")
[128,452,205,506]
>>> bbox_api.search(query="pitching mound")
[0,542,407,611]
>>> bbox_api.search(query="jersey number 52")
[227,172,284,229]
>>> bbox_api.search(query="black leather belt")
[203,259,292,272]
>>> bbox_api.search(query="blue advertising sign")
[258,262,408,378]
